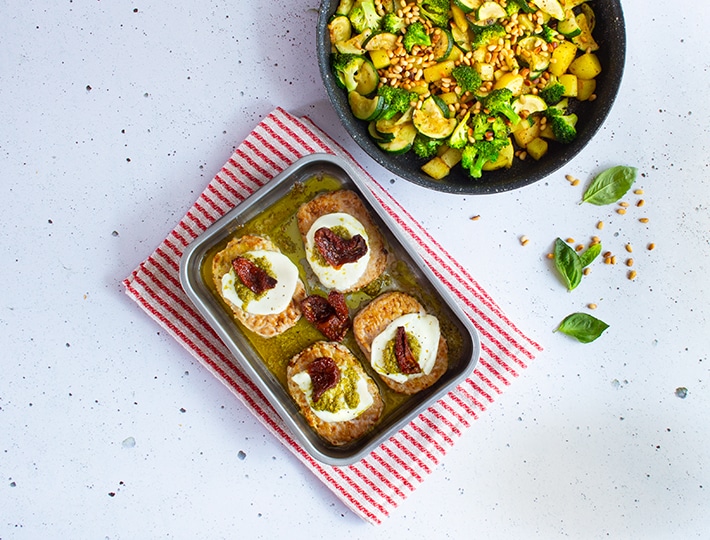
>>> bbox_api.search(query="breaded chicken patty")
[353,291,448,394]
[296,190,387,293]
[212,234,306,338]
[287,341,383,446]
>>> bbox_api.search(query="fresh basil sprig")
[556,312,609,343]
[553,238,600,291]
[582,165,638,205]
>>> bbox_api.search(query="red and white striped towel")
[123,107,543,524]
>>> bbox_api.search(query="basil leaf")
[554,238,583,291]
[556,312,609,343]
[579,242,602,268]
[582,165,638,205]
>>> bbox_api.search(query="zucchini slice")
[377,123,418,154]
[476,1,507,23]
[412,96,457,139]
[530,0,565,20]
[363,32,398,51]
[512,94,548,115]
[516,36,552,72]
[368,121,395,142]
[349,92,385,121]
[557,10,582,38]
[431,28,454,62]
[328,15,352,47]
[452,0,481,14]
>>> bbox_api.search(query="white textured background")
[1,0,708,537]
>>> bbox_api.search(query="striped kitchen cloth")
[123,107,543,524]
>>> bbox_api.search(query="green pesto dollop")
[312,366,361,413]
[381,330,422,375]
[234,254,276,309]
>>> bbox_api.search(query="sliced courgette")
[328,15,352,48]
[448,110,471,149]
[377,123,418,154]
[368,121,395,142]
[530,0,565,20]
[452,0,481,14]
[349,92,385,121]
[512,94,547,115]
[412,96,457,139]
[363,32,399,51]
[334,30,372,55]
[353,58,380,95]
[557,10,582,38]
[476,1,507,24]
[431,28,454,62]
[516,36,552,72]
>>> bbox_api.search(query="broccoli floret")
[539,24,559,43]
[504,0,521,16]
[470,23,506,49]
[461,139,508,178]
[348,0,382,33]
[539,80,565,105]
[419,0,450,27]
[377,85,417,120]
[331,53,361,89]
[479,88,521,125]
[545,109,578,144]
[412,134,444,158]
[470,113,509,142]
[451,65,482,94]
[381,12,405,34]
[402,21,431,52]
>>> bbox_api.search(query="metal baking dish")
[179,153,479,466]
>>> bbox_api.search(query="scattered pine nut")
[591,236,601,244]
[470,214,481,221]
[603,251,612,258]
[626,258,634,267]
[520,235,529,246]
[648,242,656,250]
[588,303,597,310]
[583,267,591,276]
[634,189,644,195]
[571,179,580,186]
[566,237,575,243]
[628,270,637,280]
[639,217,649,223]
[610,255,617,264]
[625,243,633,253]
[575,244,584,252]
[617,208,626,215]
[619,201,629,207]
[636,199,645,207]
[546,252,554,259]
[597,221,604,230]
[565,174,576,182]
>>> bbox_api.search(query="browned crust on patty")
[296,190,388,293]
[352,291,448,394]
[212,234,305,338]
[286,341,384,446]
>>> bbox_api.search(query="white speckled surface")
[1,1,708,537]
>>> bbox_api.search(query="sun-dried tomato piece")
[314,227,367,269]
[301,291,351,342]
[394,326,421,375]
[232,256,277,295]
[308,356,340,402]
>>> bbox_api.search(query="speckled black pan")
[179,154,480,466]
[316,0,626,194]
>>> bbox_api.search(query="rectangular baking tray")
[179,153,479,466]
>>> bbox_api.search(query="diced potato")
[482,139,514,170]
[438,91,459,105]
[568,52,602,79]
[559,73,578,97]
[494,73,525,95]
[576,78,597,101]
[526,137,549,160]
[549,40,578,77]
[477,62,495,81]
[421,156,451,180]
[440,147,463,167]
[368,50,390,70]
[539,122,555,139]
[423,60,456,83]
[513,117,541,147]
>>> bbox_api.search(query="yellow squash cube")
[421,157,451,180]
[559,73,578,97]
[576,78,597,101]
[549,40,578,77]
[569,52,602,79]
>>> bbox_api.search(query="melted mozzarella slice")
[220,250,299,315]
[370,312,440,383]
[291,370,374,423]
[305,212,371,291]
